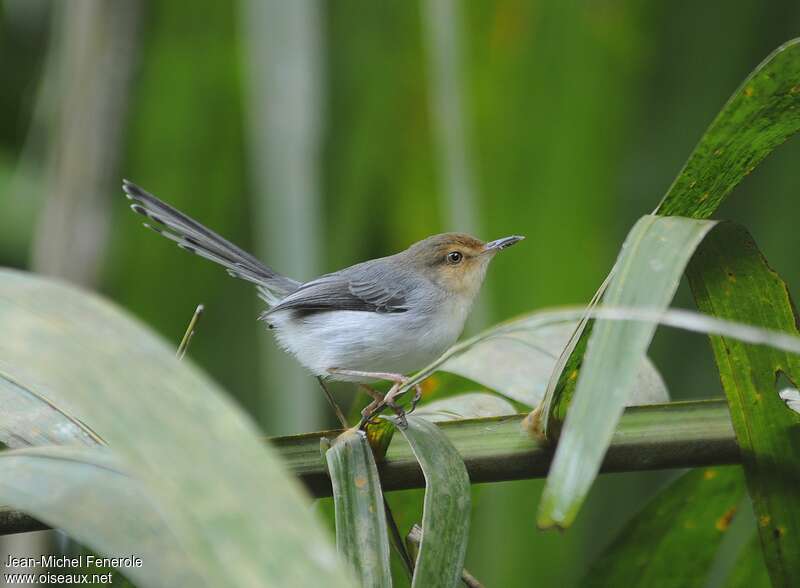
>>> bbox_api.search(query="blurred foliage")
[586,467,746,587]
[689,223,800,585]
[1,0,799,585]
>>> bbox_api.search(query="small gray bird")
[123,180,523,424]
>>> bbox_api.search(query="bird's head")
[402,232,524,299]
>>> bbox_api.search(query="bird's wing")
[264,261,410,316]
[123,180,301,304]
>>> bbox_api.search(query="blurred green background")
[0,1,798,585]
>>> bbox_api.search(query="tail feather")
[122,180,300,304]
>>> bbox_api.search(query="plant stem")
[0,399,738,535]
[176,304,204,360]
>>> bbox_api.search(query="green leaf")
[439,319,668,408]
[0,445,203,587]
[656,38,800,218]
[538,215,717,528]
[540,38,800,437]
[413,392,516,421]
[687,223,800,586]
[724,535,771,588]
[585,467,746,588]
[388,415,470,588]
[0,371,103,448]
[326,428,392,587]
[0,269,352,587]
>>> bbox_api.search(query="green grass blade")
[0,269,352,587]
[585,467,746,588]
[538,215,717,528]
[723,535,771,588]
[0,445,204,587]
[656,38,800,218]
[390,416,470,588]
[326,428,392,587]
[687,223,800,586]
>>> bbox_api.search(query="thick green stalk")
[1,400,738,536]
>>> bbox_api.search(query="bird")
[122,180,524,426]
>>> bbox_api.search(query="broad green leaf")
[724,536,771,588]
[0,269,352,587]
[0,445,203,587]
[388,415,470,588]
[438,319,668,408]
[687,223,800,586]
[541,38,800,437]
[585,467,746,588]
[0,371,102,448]
[326,428,392,587]
[413,392,516,421]
[538,215,717,528]
[656,38,800,218]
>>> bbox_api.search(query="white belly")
[269,301,469,382]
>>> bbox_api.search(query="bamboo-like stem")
[0,399,737,536]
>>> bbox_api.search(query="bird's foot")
[381,380,410,428]
[408,381,423,414]
[357,382,409,428]
[328,369,420,429]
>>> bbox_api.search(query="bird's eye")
[446,251,463,265]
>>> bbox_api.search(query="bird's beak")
[483,235,525,253]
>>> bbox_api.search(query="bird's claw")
[358,401,408,429]
[407,382,423,414]
[358,377,416,430]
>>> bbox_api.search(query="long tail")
[122,180,300,304]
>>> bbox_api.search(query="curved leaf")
[439,320,668,408]
[326,428,392,587]
[656,38,800,218]
[0,269,352,587]
[413,392,516,422]
[0,445,203,587]
[586,467,746,588]
[0,371,102,448]
[687,223,800,585]
[539,215,718,529]
[388,415,470,588]
[540,37,800,438]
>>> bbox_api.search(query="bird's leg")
[328,368,422,428]
[328,368,411,382]
[358,384,384,421]
[408,381,423,414]
[381,380,409,427]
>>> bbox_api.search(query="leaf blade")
[413,392,516,422]
[585,467,746,588]
[538,215,717,528]
[724,535,771,588]
[438,320,668,408]
[687,223,800,586]
[326,428,392,588]
[0,269,352,587]
[0,445,205,588]
[656,38,800,218]
[540,38,800,438]
[390,416,470,588]
[0,370,102,448]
